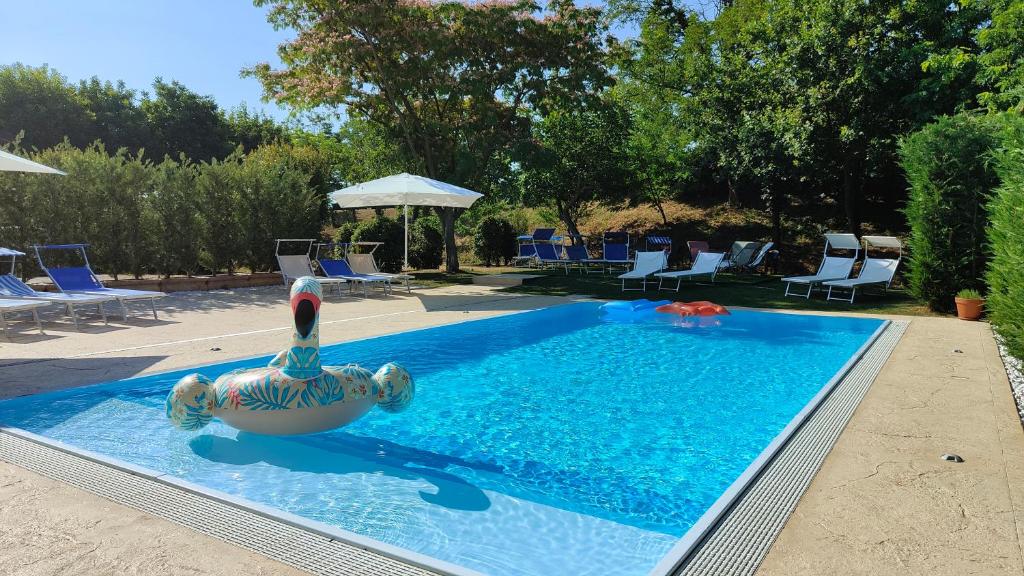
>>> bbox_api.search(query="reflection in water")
[189,431,493,512]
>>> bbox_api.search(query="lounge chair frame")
[619,251,667,291]
[275,239,347,295]
[0,299,46,337]
[783,234,860,299]
[0,248,110,330]
[825,236,902,303]
[32,244,163,320]
[655,251,726,291]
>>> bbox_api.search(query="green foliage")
[195,153,245,274]
[408,216,444,270]
[521,103,632,238]
[142,79,232,162]
[473,216,517,266]
[987,112,1024,358]
[0,64,94,150]
[977,0,1024,111]
[331,222,358,245]
[351,216,405,273]
[901,113,1001,312]
[250,0,612,271]
[150,156,201,276]
[956,288,983,300]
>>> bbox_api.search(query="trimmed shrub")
[408,215,443,270]
[900,114,1001,311]
[473,215,517,266]
[987,114,1024,358]
[150,156,201,277]
[351,216,404,273]
[196,153,244,274]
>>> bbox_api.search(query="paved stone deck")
[1,286,1021,575]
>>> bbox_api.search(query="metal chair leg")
[151,298,157,320]
[70,304,81,330]
[32,308,44,334]
[0,312,8,338]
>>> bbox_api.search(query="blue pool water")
[0,303,883,576]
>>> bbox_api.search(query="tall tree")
[78,77,151,155]
[522,103,632,239]
[225,103,287,152]
[141,79,232,161]
[0,64,94,149]
[248,0,611,272]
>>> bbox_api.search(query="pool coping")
[0,309,905,576]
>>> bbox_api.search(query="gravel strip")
[995,335,1024,424]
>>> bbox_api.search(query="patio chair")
[0,248,112,329]
[535,242,568,273]
[513,228,556,267]
[346,252,413,293]
[823,236,902,303]
[654,252,726,291]
[718,241,762,271]
[317,257,392,297]
[276,239,347,295]
[645,235,673,257]
[782,233,860,298]
[739,242,776,273]
[33,244,165,320]
[564,243,602,274]
[618,251,668,291]
[601,232,632,273]
[0,298,47,337]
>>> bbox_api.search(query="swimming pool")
[0,303,884,576]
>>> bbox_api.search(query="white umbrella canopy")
[0,150,66,175]
[329,172,484,268]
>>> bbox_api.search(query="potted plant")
[954,288,985,321]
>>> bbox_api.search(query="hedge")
[473,215,517,266]
[0,141,330,278]
[987,114,1024,358]
[351,216,405,273]
[900,114,1001,311]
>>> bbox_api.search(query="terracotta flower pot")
[954,297,984,321]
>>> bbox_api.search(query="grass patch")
[503,270,937,317]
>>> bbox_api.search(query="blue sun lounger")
[600,232,632,272]
[33,244,165,320]
[0,248,112,329]
[317,257,392,297]
[564,243,602,274]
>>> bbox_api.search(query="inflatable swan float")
[166,276,413,435]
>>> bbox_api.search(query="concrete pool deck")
[1,285,1022,575]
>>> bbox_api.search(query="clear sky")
[4,1,637,123]
[4,0,293,120]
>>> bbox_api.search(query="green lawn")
[499,269,937,317]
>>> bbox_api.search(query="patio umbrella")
[0,150,66,175]
[329,172,484,268]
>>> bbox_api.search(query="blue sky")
[5,1,637,123]
[5,1,293,120]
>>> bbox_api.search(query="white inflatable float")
[166,276,413,435]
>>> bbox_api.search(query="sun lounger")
[782,233,860,298]
[346,253,413,293]
[741,242,775,273]
[513,229,556,267]
[317,258,392,297]
[534,242,568,272]
[33,244,165,320]
[600,232,632,272]
[0,248,112,329]
[718,241,762,271]
[655,252,726,291]
[618,251,668,291]
[276,239,347,295]
[564,244,602,274]
[823,236,902,303]
[0,298,47,337]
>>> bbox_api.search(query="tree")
[522,104,632,240]
[0,64,94,149]
[142,79,232,161]
[225,104,286,152]
[78,77,151,155]
[248,0,611,272]
[977,0,1024,110]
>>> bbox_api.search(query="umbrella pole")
[403,204,409,270]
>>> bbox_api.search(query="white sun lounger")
[347,253,413,293]
[0,248,112,329]
[0,298,47,337]
[823,236,902,303]
[276,239,347,295]
[618,251,667,291]
[655,251,726,291]
[783,233,860,298]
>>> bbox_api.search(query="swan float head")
[166,276,414,435]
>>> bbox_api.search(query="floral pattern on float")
[166,276,413,435]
